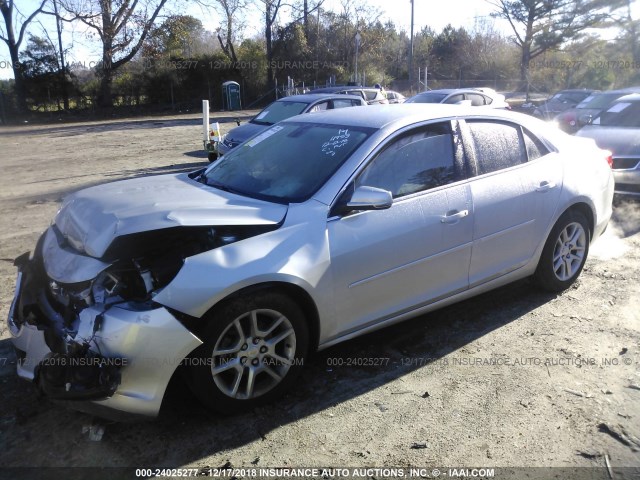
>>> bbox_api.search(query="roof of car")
[553,89,597,95]
[612,93,640,102]
[288,103,529,130]
[607,87,640,94]
[412,89,491,95]
[276,93,363,103]
[312,86,377,92]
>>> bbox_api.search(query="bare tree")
[0,0,47,113]
[610,0,639,64]
[60,0,169,107]
[258,0,283,88]
[209,0,246,62]
[488,0,626,90]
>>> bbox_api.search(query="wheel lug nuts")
[241,344,248,350]
[240,357,248,365]
[260,346,267,353]
[253,338,260,345]
[252,358,259,366]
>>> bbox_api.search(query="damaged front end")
[9,237,124,402]
[6,224,260,416]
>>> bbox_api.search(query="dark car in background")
[576,93,640,196]
[553,87,640,133]
[217,93,366,156]
[311,86,389,105]
[532,89,596,120]
[405,88,510,109]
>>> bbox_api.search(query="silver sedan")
[8,105,614,419]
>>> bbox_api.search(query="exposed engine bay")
[10,221,277,404]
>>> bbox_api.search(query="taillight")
[604,150,613,168]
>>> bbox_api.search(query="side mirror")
[235,118,241,126]
[345,186,393,211]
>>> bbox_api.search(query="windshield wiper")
[251,120,274,126]
[206,178,247,197]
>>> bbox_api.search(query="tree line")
[0,0,638,119]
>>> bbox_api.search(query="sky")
[0,0,636,80]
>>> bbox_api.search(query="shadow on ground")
[0,278,556,468]
[0,114,254,138]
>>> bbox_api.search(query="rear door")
[462,120,561,286]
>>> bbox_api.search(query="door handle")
[441,209,469,224]
[536,181,556,192]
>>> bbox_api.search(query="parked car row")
[575,93,640,196]
[547,87,640,133]
[216,93,367,157]
[216,87,509,159]
[405,88,510,109]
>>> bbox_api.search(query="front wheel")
[534,210,590,292]
[186,292,309,413]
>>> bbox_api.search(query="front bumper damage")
[7,234,202,419]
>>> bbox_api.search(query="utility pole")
[408,0,414,94]
[355,31,361,85]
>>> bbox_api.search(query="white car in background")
[406,88,510,109]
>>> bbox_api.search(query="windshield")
[576,93,622,110]
[251,101,309,126]
[550,92,590,104]
[203,122,374,203]
[594,101,640,127]
[406,93,448,104]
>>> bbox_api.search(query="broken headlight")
[92,225,277,304]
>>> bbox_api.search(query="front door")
[326,122,473,341]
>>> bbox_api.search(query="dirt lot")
[0,112,638,479]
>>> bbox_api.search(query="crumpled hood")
[576,127,640,156]
[54,173,288,258]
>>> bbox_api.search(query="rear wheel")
[187,292,309,413]
[534,210,590,292]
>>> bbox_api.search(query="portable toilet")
[222,81,241,110]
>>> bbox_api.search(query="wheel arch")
[209,281,321,353]
[563,201,595,241]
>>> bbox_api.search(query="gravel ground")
[0,112,638,479]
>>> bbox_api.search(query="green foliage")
[19,35,76,111]
[4,0,638,114]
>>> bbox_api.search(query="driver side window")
[356,123,458,198]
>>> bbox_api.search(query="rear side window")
[467,121,526,174]
[364,90,379,101]
[346,90,366,100]
[466,93,487,106]
[445,94,465,104]
[332,99,359,109]
[522,128,550,161]
[309,101,329,112]
[356,122,458,198]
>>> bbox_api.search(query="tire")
[186,291,309,413]
[534,210,590,292]
[208,152,218,162]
